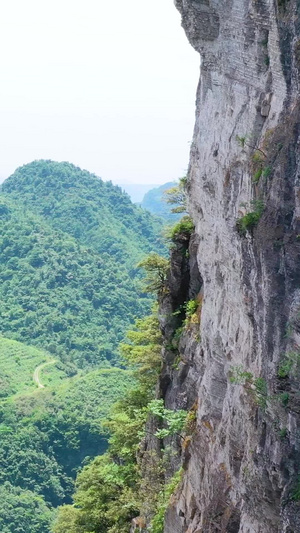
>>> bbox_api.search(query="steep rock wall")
[163,1,300,532]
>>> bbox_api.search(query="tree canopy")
[0,161,166,367]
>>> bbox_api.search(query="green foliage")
[278,351,300,378]
[66,454,139,533]
[170,325,184,352]
[278,361,293,378]
[262,166,272,178]
[2,160,165,262]
[163,177,187,214]
[51,506,82,533]
[236,135,247,148]
[53,311,164,533]
[120,312,162,391]
[0,160,166,367]
[148,399,187,439]
[0,198,125,366]
[168,215,195,240]
[230,367,268,408]
[253,165,272,184]
[291,477,300,501]
[0,161,169,531]
[185,298,199,318]
[253,168,263,183]
[253,377,268,409]
[138,253,169,294]
[280,392,290,407]
[229,366,253,384]
[279,427,287,439]
[0,367,132,531]
[236,200,264,235]
[0,336,67,398]
[0,482,54,533]
[150,469,183,533]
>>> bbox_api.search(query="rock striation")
[160,1,300,531]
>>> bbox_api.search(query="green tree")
[0,482,54,533]
[53,310,164,532]
[52,506,83,533]
[138,253,169,294]
[163,177,187,214]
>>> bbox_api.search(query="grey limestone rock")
[161,1,300,531]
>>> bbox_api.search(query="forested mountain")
[0,161,165,367]
[2,160,164,265]
[0,160,166,532]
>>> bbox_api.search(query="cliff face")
[162,1,300,531]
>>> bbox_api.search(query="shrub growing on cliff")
[168,215,195,240]
[229,366,268,408]
[236,200,264,235]
[185,298,199,317]
[148,399,187,439]
[278,351,300,378]
[163,176,187,214]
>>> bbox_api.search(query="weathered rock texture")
[161,1,300,531]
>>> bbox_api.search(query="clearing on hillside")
[0,337,67,398]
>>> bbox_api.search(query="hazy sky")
[0,0,199,186]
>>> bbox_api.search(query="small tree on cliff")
[138,253,169,294]
[163,176,187,214]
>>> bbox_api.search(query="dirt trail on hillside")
[33,360,56,388]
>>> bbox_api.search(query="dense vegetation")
[0,161,192,532]
[0,341,132,531]
[0,196,146,366]
[2,160,165,265]
[0,160,169,532]
[52,202,195,533]
[0,483,54,533]
[0,161,166,367]
[53,307,190,533]
[52,311,163,533]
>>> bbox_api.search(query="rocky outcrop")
[160,1,300,532]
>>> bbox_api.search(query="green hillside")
[0,483,54,533]
[2,160,165,264]
[0,195,157,367]
[0,366,133,530]
[0,160,165,532]
[0,336,67,398]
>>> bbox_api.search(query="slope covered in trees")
[0,336,133,532]
[52,311,163,533]
[0,160,171,532]
[0,162,165,367]
[2,160,165,266]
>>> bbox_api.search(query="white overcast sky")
[0,0,199,187]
